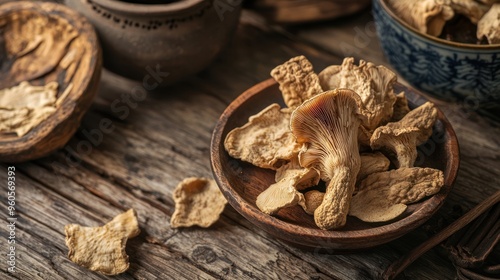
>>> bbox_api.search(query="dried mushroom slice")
[391,92,411,122]
[318,58,397,130]
[371,126,420,168]
[301,190,325,215]
[0,81,59,137]
[477,4,500,44]
[65,209,140,275]
[270,55,323,109]
[274,155,320,191]
[349,167,444,222]
[257,157,320,215]
[371,102,438,168]
[171,177,227,228]
[357,152,391,183]
[291,89,362,230]
[450,0,490,24]
[224,104,299,170]
[387,0,455,36]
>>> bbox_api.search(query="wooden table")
[2,8,499,280]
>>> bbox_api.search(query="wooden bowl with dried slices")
[0,1,101,162]
[211,56,460,250]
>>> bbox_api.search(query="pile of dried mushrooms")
[224,56,445,230]
[387,0,500,44]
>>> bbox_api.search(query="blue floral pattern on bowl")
[372,0,500,108]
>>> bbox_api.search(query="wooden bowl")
[211,78,460,251]
[0,1,101,162]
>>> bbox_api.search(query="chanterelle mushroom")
[349,167,444,222]
[371,102,437,168]
[270,55,323,109]
[256,157,320,215]
[387,0,455,36]
[290,88,362,230]
[318,57,397,131]
[224,104,299,170]
[477,4,500,44]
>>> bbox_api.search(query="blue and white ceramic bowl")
[372,0,500,110]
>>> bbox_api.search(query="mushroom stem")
[314,166,357,230]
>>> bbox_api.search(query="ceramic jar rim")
[378,0,500,50]
[92,0,207,16]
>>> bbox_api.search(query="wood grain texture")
[0,8,498,280]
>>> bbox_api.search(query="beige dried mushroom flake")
[0,81,61,137]
[357,152,391,183]
[171,177,227,228]
[318,57,397,130]
[349,167,444,222]
[387,0,455,36]
[477,4,500,44]
[391,92,411,122]
[301,190,325,215]
[65,209,140,275]
[256,157,320,215]
[291,89,362,230]
[371,102,438,168]
[270,55,323,109]
[224,104,299,170]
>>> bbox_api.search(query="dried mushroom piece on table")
[0,81,61,137]
[171,177,227,228]
[349,167,444,222]
[256,157,320,215]
[386,0,455,36]
[477,4,500,44]
[270,55,323,109]
[65,209,140,275]
[371,102,438,168]
[291,89,362,230]
[318,57,397,131]
[224,104,299,170]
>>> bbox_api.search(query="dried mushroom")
[371,102,438,168]
[450,0,490,24]
[171,177,227,228]
[391,92,411,122]
[477,4,500,44]
[65,209,140,275]
[290,89,362,230]
[357,152,391,183]
[0,81,63,137]
[257,157,320,214]
[301,190,325,215]
[349,167,445,222]
[387,0,455,36]
[318,57,397,131]
[224,104,299,170]
[270,56,323,108]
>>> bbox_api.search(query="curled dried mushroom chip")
[270,56,323,109]
[357,152,391,183]
[301,190,325,215]
[257,157,320,214]
[0,81,61,137]
[291,89,362,230]
[391,92,411,122]
[171,177,227,228]
[477,4,500,44]
[65,209,140,275]
[224,104,299,170]
[349,167,445,222]
[371,102,438,168]
[387,0,455,36]
[318,57,397,131]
